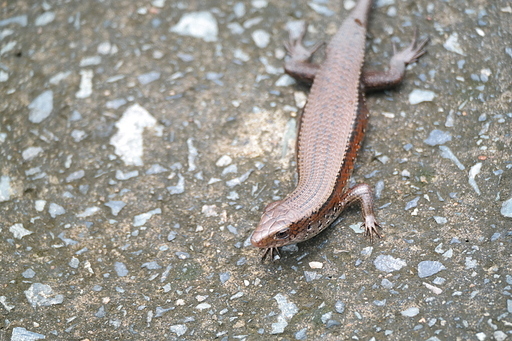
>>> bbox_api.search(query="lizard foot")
[392,28,429,65]
[284,21,324,63]
[364,215,383,242]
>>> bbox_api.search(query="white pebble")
[28,90,53,123]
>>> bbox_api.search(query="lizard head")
[251,201,298,249]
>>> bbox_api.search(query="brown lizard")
[251,0,428,260]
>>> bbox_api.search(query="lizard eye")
[274,228,289,240]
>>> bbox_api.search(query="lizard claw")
[392,27,429,65]
[364,215,383,242]
[284,21,324,62]
[260,247,281,262]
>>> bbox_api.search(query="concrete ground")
[1,0,511,340]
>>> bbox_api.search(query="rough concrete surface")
[1,0,511,340]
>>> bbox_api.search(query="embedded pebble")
[234,49,249,62]
[439,146,465,170]
[216,155,232,167]
[226,225,238,234]
[408,89,436,104]
[226,169,253,187]
[494,331,507,341]
[1,41,16,56]
[167,230,177,241]
[133,208,162,227]
[79,56,101,67]
[175,252,190,259]
[196,302,211,310]
[202,205,218,217]
[141,261,162,270]
[25,283,64,307]
[146,164,168,174]
[114,262,129,277]
[28,90,53,123]
[0,15,28,27]
[309,261,323,269]
[66,170,85,182]
[252,29,270,48]
[348,222,364,234]
[374,255,407,273]
[0,70,8,82]
[71,129,87,142]
[433,277,446,285]
[271,294,298,334]
[106,98,127,109]
[138,71,161,85]
[35,200,46,212]
[304,271,322,282]
[321,311,332,323]
[95,306,106,318]
[35,11,55,26]
[10,327,46,341]
[49,71,71,85]
[170,324,187,337]
[76,206,100,218]
[423,282,443,295]
[226,191,239,200]
[405,196,420,210]
[230,292,244,300]
[468,162,482,195]
[167,173,185,194]
[58,232,77,246]
[233,2,246,17]
[219,272,230,284]
[187,138,198,172]
[22,269,36,279]
[295,328,308,340]
[443,32,465,56]
[275,74,296,87]
[109,104,157,166]
[381,278,394,289]
[418,261,446,278]
[116,170,139,180]
[75,69,93,98]
[22,147,43,161]
[0,175,12,202]
[10,223,33,239]
[373,299,386,306]
[433,216,447,224]
[424,129,452,146]
[69,257,80,269]
[501,197,512,217]
[308,2,335,16]
[465,257,477,269]
[206,72,224,85]
[155,306,173,317]
[97,41,116,54]
[152,0,166,8]
[49,203,66,218]
[170,11,218,42]
[105,201,126,216]
[401,307,420,317]
[221,164,237,176]
[335,300,345,314]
